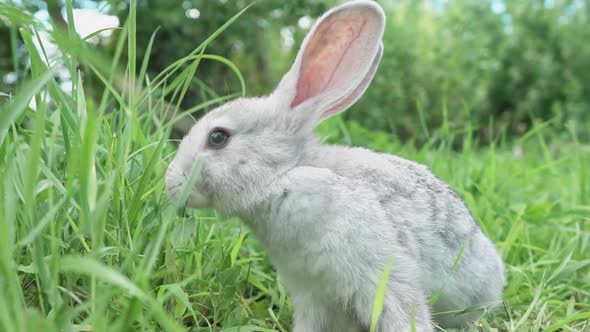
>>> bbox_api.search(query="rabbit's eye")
[208,129,230,148]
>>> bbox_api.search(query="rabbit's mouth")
[165,162,211,208]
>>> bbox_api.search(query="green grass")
[1,3,589,332]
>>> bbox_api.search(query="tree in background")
[111,0,330,112]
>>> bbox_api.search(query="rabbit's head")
[166,0,385,215]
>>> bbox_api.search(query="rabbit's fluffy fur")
[166,1,505,331]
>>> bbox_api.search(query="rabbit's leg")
[353,285,433,332]
[375,301,433,332]
[291,293,329,332]
[291,293,362,332]
[430,233,505,328]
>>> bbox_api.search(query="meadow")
[0,1,589,331]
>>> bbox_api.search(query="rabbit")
[165,1,506,331]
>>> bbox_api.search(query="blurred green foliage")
[1,0,590,142]
[356,0,590,143]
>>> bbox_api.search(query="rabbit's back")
[307,144,505,326]
[307,144,477,242]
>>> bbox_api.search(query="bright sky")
[24,6,120,106]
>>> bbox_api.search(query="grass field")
[1,2,589,332]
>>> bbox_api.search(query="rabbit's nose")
[165,162,186,202]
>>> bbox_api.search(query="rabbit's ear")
[273,1,385,125]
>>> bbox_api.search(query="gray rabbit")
[166,1,505,331]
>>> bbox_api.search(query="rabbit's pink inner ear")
[290,7,380,109]
[321,43,382,119]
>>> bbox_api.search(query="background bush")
[357,1,590,142]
